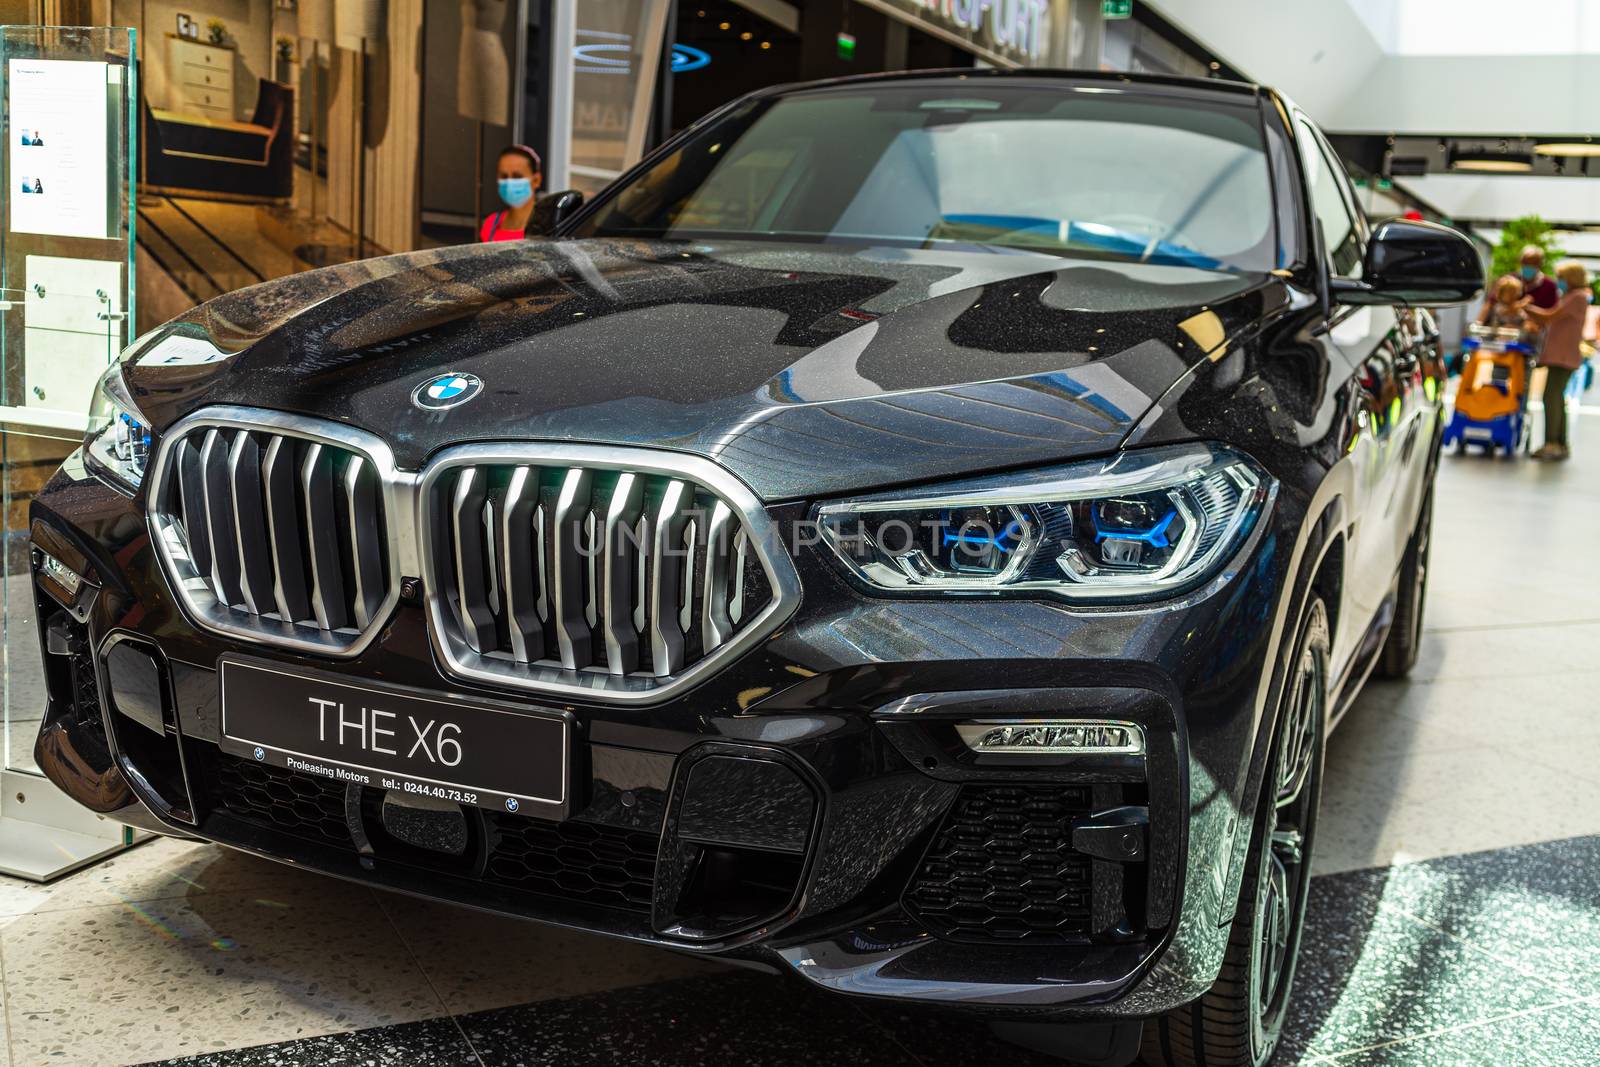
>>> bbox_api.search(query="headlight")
[83,360,152,491]
[815,444,1272,603]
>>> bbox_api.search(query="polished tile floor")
[0,413,1596,1066]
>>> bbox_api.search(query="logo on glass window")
[413,372,483,411]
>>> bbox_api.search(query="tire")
[1139,599,1329,1067]
[1376,481,1433,678]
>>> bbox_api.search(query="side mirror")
[528,190,585,236]
[1332,218,1483,307]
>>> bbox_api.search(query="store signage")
[837,31,857,59]
[889,0,1052,63]
[576,38,712,76]
[671,44,711,72]
[1102,0,1133,19]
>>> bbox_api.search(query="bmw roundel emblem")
[413,372,483,410]
[253,746,266,761]
[505,797,520,813]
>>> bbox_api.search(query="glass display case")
[0,24,139,879]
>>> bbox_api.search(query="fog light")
[38,551,84,598]
[955,720,1145,756]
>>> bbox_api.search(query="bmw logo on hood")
[413,372,483,411]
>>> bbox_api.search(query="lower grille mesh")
[485,812,657,913]
[212,754,352,847]
[905,783,1096,944]
[69,648,102,724]
[202,754,658,914]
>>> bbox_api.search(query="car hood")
[129,237,1283,500]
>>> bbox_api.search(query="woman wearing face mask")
[479,144,542,243]
[1518,260,1591,460]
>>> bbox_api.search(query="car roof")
[753,66,1264,103]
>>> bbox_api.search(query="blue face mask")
[497,177,534,209]
[1520,265,1538,280]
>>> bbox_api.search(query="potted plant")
[206,18,228,46]
[275,36,294,81]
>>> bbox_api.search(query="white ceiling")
[1395,174,1600,225]
[1146,0,1600,224]
[1353,0,1600,56]
[1146,0,1600,135]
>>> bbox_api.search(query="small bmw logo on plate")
[505,797,520,813]
[413,372,483,411]
[253,746,266,761]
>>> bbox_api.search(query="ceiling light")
[1449,145,1532,173]
[740,30,752,39]
[760,40,771,49]
[718,20,730,29]
[1535,142,1600,157]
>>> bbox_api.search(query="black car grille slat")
[197,428,243,606]
[155,423,391,649]
[227,432,274,615]
[905,783,1097,945]
[431,462,775,685]
[550,467,595,669]
[262,437,313,623]
[501,466,545,662]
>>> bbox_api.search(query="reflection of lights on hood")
[672,44,710,71]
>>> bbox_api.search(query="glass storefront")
[554,0,1107,199]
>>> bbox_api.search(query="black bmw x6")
[29,72,1479,1065]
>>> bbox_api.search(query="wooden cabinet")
[167,35,234,120]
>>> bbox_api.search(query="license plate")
[218,658,571,818]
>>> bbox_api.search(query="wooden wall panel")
[367,0,421,254]
[326,41,357,235]
[322,0,422,257]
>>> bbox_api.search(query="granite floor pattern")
[0,412,1593,1065]
[70,835,1598,1067]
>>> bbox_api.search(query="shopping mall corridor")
[0,414,1595,1067]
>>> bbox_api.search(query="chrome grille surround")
[416,443,801,705]
[147,408,800,702]
[147,407,412,658]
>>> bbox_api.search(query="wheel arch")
[1213,475,1348,931]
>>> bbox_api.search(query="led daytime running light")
[955,720,1146,756]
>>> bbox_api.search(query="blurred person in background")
[480,144,542,243]
[1483,274,1530,334]
[1482,246,1559,327]
[1518,245,1559,308]
[1518,260,1591,460]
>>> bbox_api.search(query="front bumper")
[27,449,1293,1019]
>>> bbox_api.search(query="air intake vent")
[419,446,798,703]
[149,412,400,655]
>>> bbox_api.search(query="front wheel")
[1140,599,1329,1067]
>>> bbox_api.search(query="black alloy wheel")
[1378,482,1433,678]
[1141,598,1329,1067]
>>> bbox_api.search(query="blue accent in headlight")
[1093,508,1178,549]
[940,515,1024,553]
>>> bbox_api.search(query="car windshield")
[575,83,1277,272]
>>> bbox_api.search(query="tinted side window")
[1297,119,1362,278]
